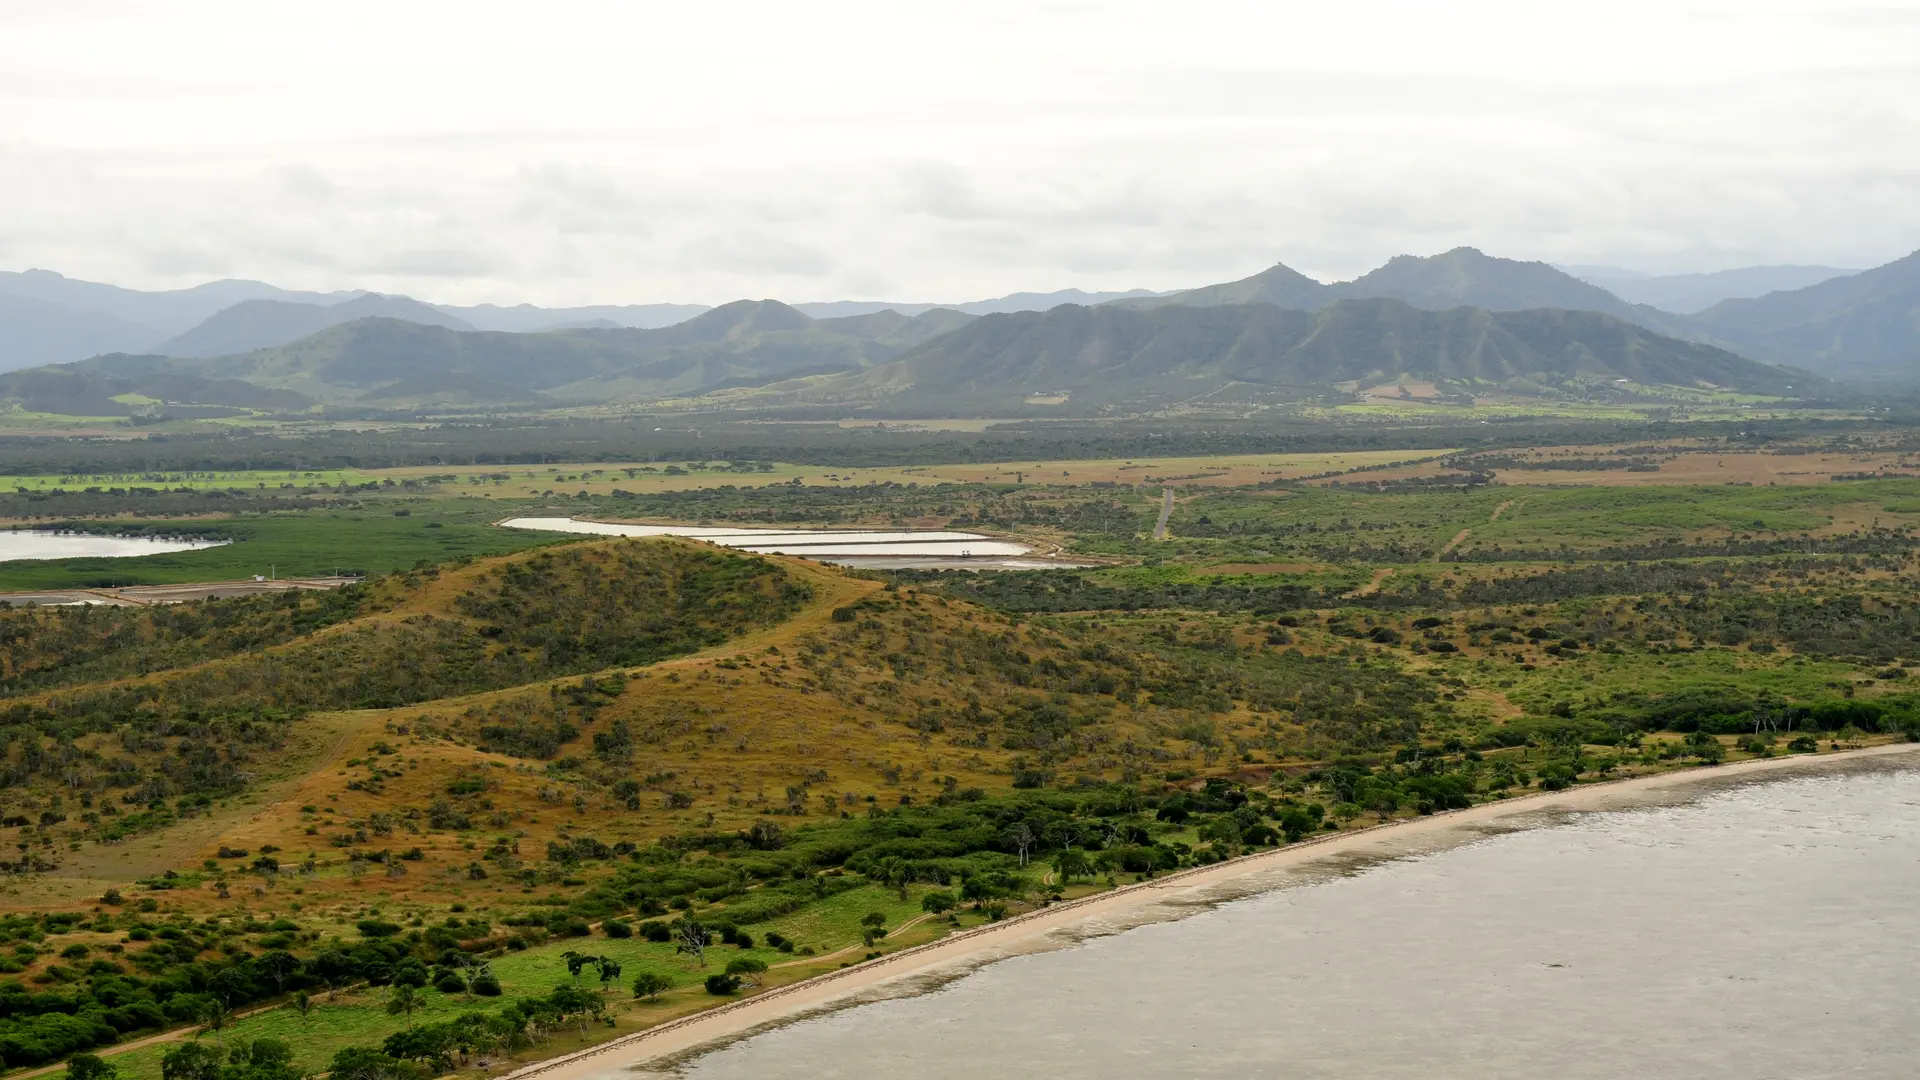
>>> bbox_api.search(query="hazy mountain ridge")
[0,270,356,371]
[0,269,1170,370]
[6,246,1916,408]
[51,301,982,408]
[444,301,710,332]
[1117,246,1915,382]
[1565,264,1859,313]
[0,269,352,333]
[158,294,477,357]
[0,293,161,371]
[815,298,1810,408]
[1127,248,1678,328]
[1609,251,1914,379]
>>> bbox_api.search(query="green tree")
[327,1048,407,1080]
[921,890,958,915]
[631,972,673,1001]
[1052,848,1090,884]
[1278,807,1317,843]
[290,990,313,1024]
[66,1054,117,1080]
[723,957,768,987]
[595,957,622,995]
[386,984,422,1029]
[160,1043,222,1080]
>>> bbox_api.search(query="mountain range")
[1118,247,1668,327]
[5,243,1918,415]
[0,271,1170,373]
[10,301,983,414]
[800,298,1806,409]
[1108,247,1916,382]
[1564,265,1858,313]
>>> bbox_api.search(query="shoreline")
[504,742,1920,1080]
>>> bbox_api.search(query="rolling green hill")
[0,356,314,416]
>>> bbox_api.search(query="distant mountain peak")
[157,293,472,358]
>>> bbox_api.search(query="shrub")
[703,973,741,995]
[469,974,502,996]
[601,919,632,939]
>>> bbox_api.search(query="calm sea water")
[657,756,1920,1079]
[0,530,225,561]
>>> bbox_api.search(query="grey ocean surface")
[662,759,1920,1079]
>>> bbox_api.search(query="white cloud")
[0,0,1916,303]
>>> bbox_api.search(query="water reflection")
[0,530,227,561]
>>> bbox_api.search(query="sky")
[2,0,1918,306]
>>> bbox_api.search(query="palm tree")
[875,857,911,901]
[290,990,313,1024]
[386,984,422,1029]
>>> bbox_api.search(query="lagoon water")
[660,757,1920,1079]
[0,530,226,561]
[497,517,1045,566]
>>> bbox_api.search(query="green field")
[101,885,933,1080]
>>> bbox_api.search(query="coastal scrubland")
[0,421,1918,1080]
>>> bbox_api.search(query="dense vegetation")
[0,543,809,841]
[0,587,369,694]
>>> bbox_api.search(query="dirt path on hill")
[1437,528,1472,559]
[1343,568,1395,598]
[1152,488,1174,540]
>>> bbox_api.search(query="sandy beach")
[504,743,1920,1080]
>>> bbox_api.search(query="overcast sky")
[3,0,1918,305]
